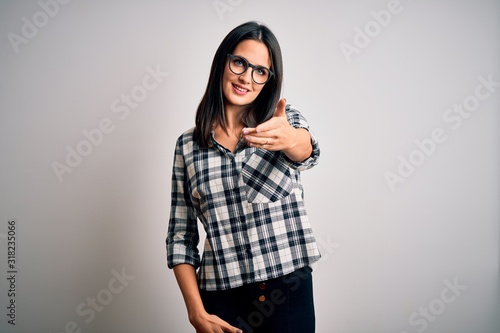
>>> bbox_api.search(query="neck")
[223,104,245,133]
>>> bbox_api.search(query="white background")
[0,0,499,332]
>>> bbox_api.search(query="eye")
[232,58,245,67]
[254,67,268,76]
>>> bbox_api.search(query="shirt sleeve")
[283,105,320,171]
[166,135,200,269]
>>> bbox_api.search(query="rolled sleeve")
[284,105,320,171]
[166,137,200,269]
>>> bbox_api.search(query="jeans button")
[259,282,266,290]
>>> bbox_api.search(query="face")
[222,39,271,113]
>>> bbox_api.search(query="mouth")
[232,83,250,95]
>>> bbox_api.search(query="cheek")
[222,73,233,94]
[222,70,230,85]
[223,64,236,81]
[253,84,265,96]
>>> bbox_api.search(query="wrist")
[284,127,298,151]
[188,306,207,323]
[283,128,312,162]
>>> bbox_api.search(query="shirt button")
[258,295,266,302]
[259,282,266,290]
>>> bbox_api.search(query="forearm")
[173,264,205,320]
[283,128,313,162]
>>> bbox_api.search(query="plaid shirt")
[166,105,321,291]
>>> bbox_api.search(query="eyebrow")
[233,54,270,69]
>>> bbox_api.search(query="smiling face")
[222,39,271,114]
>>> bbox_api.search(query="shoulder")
[176,127,195,144]
[174,127,196,153]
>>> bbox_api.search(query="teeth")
[234,84,248,92]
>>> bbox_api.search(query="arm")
[173,264,241,333]
[166,137,241,333]
[281,127,313,162]
[242,98,319,165]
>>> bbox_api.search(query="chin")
[225,90,256,108]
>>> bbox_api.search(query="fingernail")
[237,330,242,333]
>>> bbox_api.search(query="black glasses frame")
[227,54,274,85]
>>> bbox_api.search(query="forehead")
[232,40,271,68]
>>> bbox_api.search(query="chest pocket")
[241,149,293,204]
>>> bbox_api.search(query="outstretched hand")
[242,98,297,151]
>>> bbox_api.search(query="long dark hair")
[193,21,283,148]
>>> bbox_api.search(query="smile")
[232,83,249,95]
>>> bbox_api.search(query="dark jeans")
[200,267,315,333]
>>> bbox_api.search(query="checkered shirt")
[166,105,321,291]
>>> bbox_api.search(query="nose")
[238,69,252,84]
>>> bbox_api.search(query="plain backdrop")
[0,0,499,332]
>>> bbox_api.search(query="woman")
[166,21,321,333]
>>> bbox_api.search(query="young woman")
[166,21,321,333]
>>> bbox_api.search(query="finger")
[274,98,287,117]
[247,137,267,146]
[221,324,242,333]
[255,118,278,135]
[244,129,273,141]
[218,319,243,333]
[256,98,287,133]
[242,127,257,135]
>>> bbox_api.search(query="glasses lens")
[252,67,270,84]
[228,55,271,84]
[229,56,247,75]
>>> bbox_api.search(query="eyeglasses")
[227,54,274,85]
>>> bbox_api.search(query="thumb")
[274,98,287,117]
